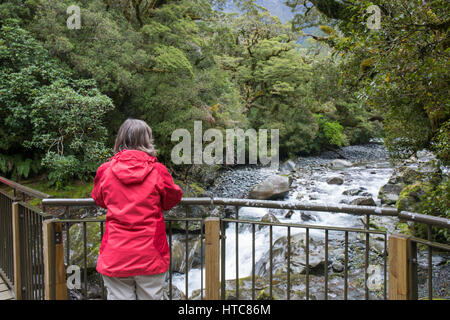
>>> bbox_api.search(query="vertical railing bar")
[26,207,32,299]
[37,215,43,300]
[344,231,348,300]
[305,227,309,301]
[383,232,387,300]
[168,220,173,301]
[31,209,37,300]
[200,218,204,300]
[185,218,189,300]
[235,206,239,300]
[28,207,34,300]
[287,226,291,300]
[252,223,255,300]
[66,220,70,266]
[22,207,29,300]
[365,214,370,300]
[324,229,328,301]
[427,225,432,301]
[48,220,55,300]
[220,219,226,300]
[83,222,87,299]
[269,224,273,299]
[100,221,105,300]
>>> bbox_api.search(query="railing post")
[205,217,220,300]
[12,202,21,300]
[388,234,417,300]
[43,220,67,300]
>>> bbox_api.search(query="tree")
[288,0,450,163]
[0,20,114,186]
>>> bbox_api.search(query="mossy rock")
[396,182,433,212]
[68,216,105,268]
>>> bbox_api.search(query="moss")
[396,222,412,235]
[22,178,94,199]
[256,290,273,300]
[173,178,206,197]
[397,182,433,212]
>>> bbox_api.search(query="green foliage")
[420,178,450,243]
[0,153,41,181]
[315,115,347,148]
[0,20,114,186]
[289,0,449,162]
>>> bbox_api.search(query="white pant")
[102,272,167,300]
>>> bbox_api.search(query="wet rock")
[332,261,344,273]
[300,212,316,222]
[249,175,290,200]
[349,197,376,206]
[329,159,353,169]
[255,232,325,277]
[342,187,366,196]
[327,176,344,185]
[170,235,202,273]
[285,210,294,218]
[281,160,296,172]
[260,213,280,224]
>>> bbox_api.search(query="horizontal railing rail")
[0,176,52,200]
[1,174,448,301]
[42,197,450,229]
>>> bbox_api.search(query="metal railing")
[1,175,449,300]
[0,189,15,287]
[41,197,450,300]
[0,177,52,300]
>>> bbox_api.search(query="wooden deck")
[0,275,14,300]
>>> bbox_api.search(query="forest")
[0,0,448,222]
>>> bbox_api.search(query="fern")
[0,153,42,180]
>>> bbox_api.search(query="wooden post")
[389,234,416,300]
[205,217,220,300]
[12,202,21,300]
[43,220,67,300]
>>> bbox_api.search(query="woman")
[91,118,183,300]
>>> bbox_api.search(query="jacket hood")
[110,150,157,185]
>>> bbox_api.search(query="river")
[172,142,403,298]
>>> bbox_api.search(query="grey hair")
[113,118,157,157]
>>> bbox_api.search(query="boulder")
[300,212,317,222]
[249,175,290,200]
[329,159,353,169]
[255,232,325,277]
[260,213,280,224]
[349,197,376,206]
[343,187,366,196]
[326,176,344,185]
[378,183,403,205]
[280,160,296,172]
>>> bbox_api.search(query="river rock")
[170,235,202,273]
[300,212,316,222]
[378,183,402,205]
[261,213,280,224]
[280,160,296,172]
[349,197,376,206]
[326,176,344,185]
[343,187,366,196]
[248,175,290,200]
[69,217,105,268]
[329,159,353,169]
[255,232,325,277]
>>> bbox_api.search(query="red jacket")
[91,149,183,277]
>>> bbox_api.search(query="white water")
[172,156,394,298]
